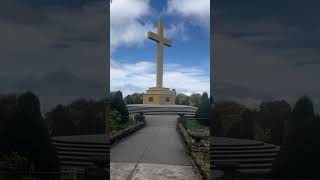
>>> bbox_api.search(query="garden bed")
[110,116,146,145]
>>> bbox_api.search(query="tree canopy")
[125,93,143,104]
[0,92,59,173]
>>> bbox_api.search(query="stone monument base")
[143,87,175,105]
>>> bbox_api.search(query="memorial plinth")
[143,87,175,105]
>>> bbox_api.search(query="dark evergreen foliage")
[111,91,129,122]
[175,93,190,105]
[47,104,77,136]
[125,93,143,104]
[47,98,105,136]
[195,92,210,125]
[258,100,291,145]
[272,96,320,178]
[211,101,251,138]
[0,92,59,174]
[190,93,201,107]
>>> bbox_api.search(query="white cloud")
[110,0,156,52]
[166,0,210,28]
[110,0,210,97]
[165,22,189,41]
[110,59,209,96]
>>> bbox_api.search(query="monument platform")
[143,87,175,105]
[127,104,196,115]
[210,137,280,177]
[51,134,109,170]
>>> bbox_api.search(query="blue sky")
[110,0,210,96]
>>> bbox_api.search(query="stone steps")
[238,169,272,175]
[51,135,109,169]
[56,147,107,153]
[212,144,276,151]
[238,163,273,169]
[59,161,93,167]
[212,153,278,159]
[54,143,108,149]
[210,137,280,176]
[214,158,275,164]
[57,151,107,157]
[212,148,278,155]
[127,104,197,115]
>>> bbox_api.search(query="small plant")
[0,152,34,180]
[254,128,272,143]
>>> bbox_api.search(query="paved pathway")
[111,115,199,180]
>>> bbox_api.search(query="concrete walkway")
[110,115,199,180]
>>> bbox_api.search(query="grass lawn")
[186,119,209,130]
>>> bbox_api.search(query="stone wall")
[176,122,210,180]
[110,114,145,145]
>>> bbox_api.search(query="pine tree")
[14,92,59,174]
[195,92,210,125]
[111,91,129,123]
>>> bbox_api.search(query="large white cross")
[148,20,172,88]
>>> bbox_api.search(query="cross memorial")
[148,20,172,88]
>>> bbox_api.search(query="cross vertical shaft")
[157,20,164,87]
[148,20,172,88]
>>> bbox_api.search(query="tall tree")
[190,93,201,107]
[211,101,246,137]
[273,96,319,178]
[78,100,105,134]
[9,92,59,174]
[195,92,210,125]
[111,91,129,122]
[258,100,291,145]
[125,93,143,104]
[175,93,189,105]
[47,104,77,136]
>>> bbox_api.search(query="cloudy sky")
[110,0,210,96]
[1,0,319,112]
[212,0,320,111]
[0,0,108,112]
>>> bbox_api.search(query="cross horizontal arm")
[148,32,160,42]
[163,38,172,47]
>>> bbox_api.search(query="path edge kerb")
[110,117,146,145]
[176,122,208,180]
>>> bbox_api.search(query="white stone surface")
[111,162,200,180]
